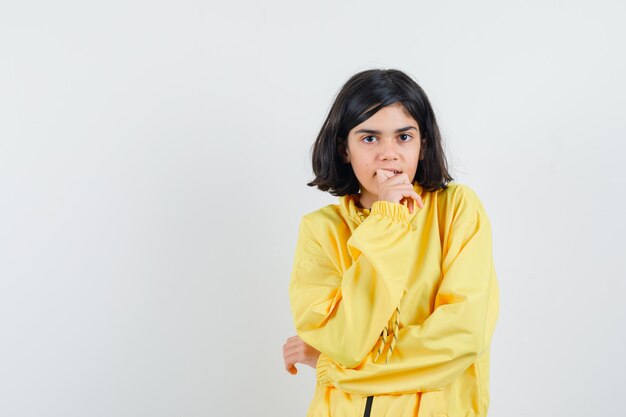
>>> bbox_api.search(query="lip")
[376,168,403,175]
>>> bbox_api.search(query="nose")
[378,138,400,160]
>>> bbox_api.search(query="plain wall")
[1,1,625,416]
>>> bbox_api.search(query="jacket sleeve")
[315,190,500,395]
[289,201,415,369]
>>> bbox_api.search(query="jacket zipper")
[363,396,373,417]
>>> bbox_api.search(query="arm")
[288,200,415,369]
[316,190,500,395]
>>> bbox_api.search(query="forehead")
[351,103,418,133]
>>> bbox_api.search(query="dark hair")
[307,69,453,196]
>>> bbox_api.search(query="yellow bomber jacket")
[288,181,500,417]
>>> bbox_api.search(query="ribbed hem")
[316,354,334,387]
[371,200,410,223]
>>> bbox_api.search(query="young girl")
[283,69,499,417]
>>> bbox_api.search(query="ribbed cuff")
[371,200,410,223]
[316,354,334,387]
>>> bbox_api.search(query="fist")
[283,335,321,375]
[375,169,424,213]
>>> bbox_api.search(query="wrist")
[371,200,410,223]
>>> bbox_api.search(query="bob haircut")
[307,68,453,196]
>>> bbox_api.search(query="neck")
[357,191,376,210]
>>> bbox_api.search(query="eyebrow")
[354,126,418,134]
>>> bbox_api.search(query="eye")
[399,134,412,142]
[362,136,378,143]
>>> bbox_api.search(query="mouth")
[375,169,403,176]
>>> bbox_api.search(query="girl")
[283,69,499,417]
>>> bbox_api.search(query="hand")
[376,169,424,213]
[282,335,321,375]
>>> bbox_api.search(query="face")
[341,102,424,208]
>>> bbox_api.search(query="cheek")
[360,163,374,177]
[352,163,373,181]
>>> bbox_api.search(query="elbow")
[468,331,486,359]
[453,330,484,362]
[334,353,363,369]
[331,342,370,369]
[451,340,482,370]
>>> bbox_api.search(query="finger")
[376,169,394,183]
[283,339,303,357]
[412,192,424,208]
[399,172,411,184]
[377,170,411,185]
[284,358,298,374]
[284,351,304,368]
[283,342,301,356]
[284,353,298,369]
[378,173,413,187]
[402,198,413,214]
[386,184,418,200]
[391,186,422,201]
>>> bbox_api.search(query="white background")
[1,1,625,416]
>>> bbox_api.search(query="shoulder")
[435,181,489,226]
[298,204,348,239]
[301,203,342,225]
[437,181,483,206]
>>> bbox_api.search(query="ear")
[338,140,350,163]
[419,139,426,161]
